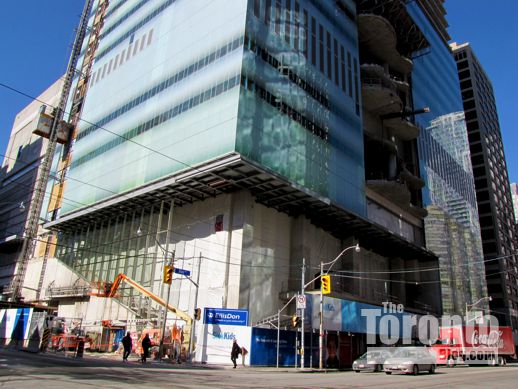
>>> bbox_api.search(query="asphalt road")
[1,348,517,388]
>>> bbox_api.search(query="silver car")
[352,350,392,372]
[383,347,436,375]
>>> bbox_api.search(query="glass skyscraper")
[407,2,487,316]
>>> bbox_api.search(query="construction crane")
[10,0,95,302]
[92,273,193,355]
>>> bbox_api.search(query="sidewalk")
[82,351,343,372]
[2,346,343,373]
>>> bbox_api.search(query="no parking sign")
[296,295,306,309]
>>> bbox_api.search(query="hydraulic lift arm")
[101,273,193,324]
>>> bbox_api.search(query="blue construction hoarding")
[250,327,296,366]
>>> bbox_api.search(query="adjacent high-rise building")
[0,79,63,300]
[418,112,486,315]
[451,42,518,332]
[389,1,488,317]
[511,183,518,223]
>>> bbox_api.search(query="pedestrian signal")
[163,265,174,284]
[194,308,201,321]
[321,274,331,294]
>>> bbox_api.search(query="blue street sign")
[173,268,191,276]
[204,308,248,326]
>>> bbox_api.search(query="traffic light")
[163,265,174,284]
[321,274,331,294]
[291,315,300,328]
[194,308,201,321]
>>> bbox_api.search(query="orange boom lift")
[92,273,193,355]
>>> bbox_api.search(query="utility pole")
[319,261,324,369]
[318,243,360,369]
[300,257,305,370]
[10,0,94,302]
[276,308,280,368]
[188,252,202,359]
[159,250,175,360]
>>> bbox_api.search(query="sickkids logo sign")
[211,331,237,340]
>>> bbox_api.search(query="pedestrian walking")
[122,332,132,362]
[230,339,241,368]
[141,333,152,363]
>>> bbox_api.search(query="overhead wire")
[1,157,515,278]
[0,152,296,259]
[1,153,514,278]
[0,224,510,290]
[328,255,508,275]
[0,44,363,207]
[1,61,509,278]
[3,219,512,284]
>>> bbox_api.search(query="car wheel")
[354,370,360,373]
[385,372,392,375]
[412,364,419,375]
[429,364,436,374]
[498,356,506,366]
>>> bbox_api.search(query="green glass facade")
[53,0,365,218]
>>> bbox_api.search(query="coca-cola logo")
[470,330,503,348]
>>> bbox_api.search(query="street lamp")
[0,201,25,212]
[466,296,492,324]
[379,107,430,120]
[0,202,26,242]
[136,226,170,254]
[318,243,360,369]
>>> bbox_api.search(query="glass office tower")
[406,2,488,316]
[55,0,364,216]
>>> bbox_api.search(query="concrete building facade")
[0,79,64,300]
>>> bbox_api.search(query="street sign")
[173,268,191,276]
[296,294,306,309]
[204,308,248,326]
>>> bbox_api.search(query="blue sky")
[1,1,517,184]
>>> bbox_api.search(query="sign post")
[299,258,306,369]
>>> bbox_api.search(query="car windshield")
[392,349,419,358]
[359,350,390,359]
